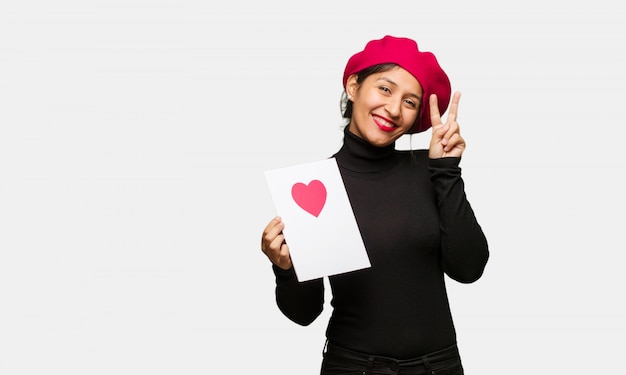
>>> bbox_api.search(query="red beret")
[343,35,451,134]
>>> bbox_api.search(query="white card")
[264,158,371,282]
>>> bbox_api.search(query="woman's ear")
[346,74,359,100]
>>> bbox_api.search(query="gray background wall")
[1,1,624,374]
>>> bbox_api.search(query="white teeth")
[377,117,395,128]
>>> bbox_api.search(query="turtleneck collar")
[333,126,399,173]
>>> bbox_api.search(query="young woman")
[261,35,489,374]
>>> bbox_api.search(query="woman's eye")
[404,99,417,108]
[379,86,391,94]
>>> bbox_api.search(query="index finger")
[262,216,283,238]
[446,91,462,124]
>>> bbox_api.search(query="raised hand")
[428,91,466,159]
[261,216,292,270]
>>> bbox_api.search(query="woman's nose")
[385,97,402,118]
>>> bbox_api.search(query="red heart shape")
[291,180,327,217]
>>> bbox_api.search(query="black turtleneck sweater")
[272,126,489,359]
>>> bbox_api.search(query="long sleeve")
[429,157,489,283]
[272,265,325,326]
[313,128,489,357]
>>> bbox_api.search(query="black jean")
[320,341,464,375]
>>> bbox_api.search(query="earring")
[347,95,352,100]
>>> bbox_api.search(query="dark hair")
[340,63,399,122]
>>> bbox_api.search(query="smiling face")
[346,66,423,147]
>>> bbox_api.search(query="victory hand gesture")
[428,91,465,159]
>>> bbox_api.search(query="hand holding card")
[261,216,292,270]
[264,158,371,282]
